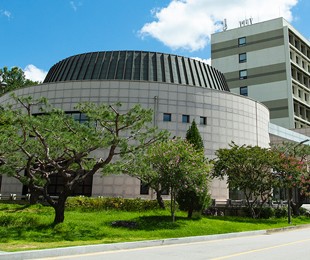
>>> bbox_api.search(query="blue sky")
[0,0,309,81]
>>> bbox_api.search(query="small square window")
[239,53,247,63]
[200,116,207,125]
[182,114,190,123]
[240,86,248,96]
[163,113,172,122]
[162,189,169,195]
[239,70,247,79]
[238,37,246,46]
[140,182,149,195]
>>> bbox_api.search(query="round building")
[0,50,270,201]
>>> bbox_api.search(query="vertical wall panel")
[43,51,229,92]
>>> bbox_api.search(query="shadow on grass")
[0,223,55,243]
[109,215,191,231]
[0,221,108,243]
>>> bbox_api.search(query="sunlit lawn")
[1,203,309,252]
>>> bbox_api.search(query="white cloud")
[192,57,211,65]
[70,1,82,11]
[140,0,298,51]
[70,1,77,11]
[0,9,12,19]
[24,65,47,82]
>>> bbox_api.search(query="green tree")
[212,142,277,218]
[0,66,38,95]
[185,120,204,151]
[0,97,166,224]
[176,185,211,218]
[272,142,310,216]
[176,120,208,218]
[125,153,168,209]
[126,138,211,222]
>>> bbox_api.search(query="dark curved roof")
[44,51,229,92]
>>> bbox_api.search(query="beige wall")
[0,80,270,200]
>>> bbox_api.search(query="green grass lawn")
[1,203,310,252]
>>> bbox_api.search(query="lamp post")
[287,139,309,224]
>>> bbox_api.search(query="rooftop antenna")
[222,18,227,31]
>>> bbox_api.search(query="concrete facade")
[0,51,270,201]
[211,17,310,129]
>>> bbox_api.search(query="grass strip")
[0,203,309,252]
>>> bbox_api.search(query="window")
[162,189,169,195]
[200,116,207,125]
[163,113,172,122]
[297,72,301,82]
[238,37,246,46]
[239,53,247,63]
[45,173,93,196]
[239,70,247,79]
[240,86,248,96]
[182,114,190,123]
[68,112,90,125]
[140,182,149,195]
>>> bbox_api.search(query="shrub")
[243,207,274,219]
[259,207,275,219]
[298,207,310,217]
[274,207,288,218]
[176,189,211,218]
[66,197,168,211]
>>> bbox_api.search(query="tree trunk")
[156,190,165,209]
[187,208,193,219]
[245,196,257,218]
[291,192,305,216]
[26,184,42,205]
[53,195,68,225]
[170,189,176,222]
[29,191,40,205]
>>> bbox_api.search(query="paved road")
[30,227,310,260]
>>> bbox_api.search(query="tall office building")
[211,17,310,129]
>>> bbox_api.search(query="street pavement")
[1,226,310,260]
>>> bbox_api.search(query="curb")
[265,223,310,234]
